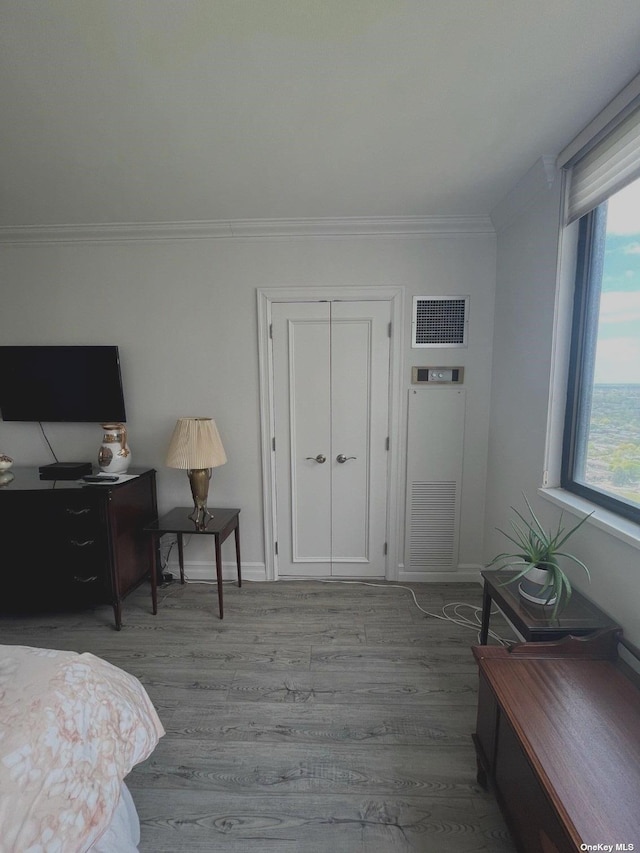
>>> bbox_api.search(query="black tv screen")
[0,346,127,423]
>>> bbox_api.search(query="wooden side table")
[144,507,241,619]
[480,569,618,644]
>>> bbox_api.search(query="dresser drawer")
[56,494,107,592]
[56,492,103,534]
[60,535,104,566]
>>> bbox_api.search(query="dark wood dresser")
[0,466,158,629]
[472,631,640,852]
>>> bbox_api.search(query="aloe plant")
[487,494,593,617]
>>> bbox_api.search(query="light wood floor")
[0,579,517,852]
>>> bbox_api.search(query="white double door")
[272,300,391,577]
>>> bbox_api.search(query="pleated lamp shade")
[165,418,227,469]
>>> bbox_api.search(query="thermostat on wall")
[411,366,464,384]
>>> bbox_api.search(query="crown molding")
[0,215,495,244]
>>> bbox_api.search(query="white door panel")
[330,302,389,575]
[404,388,465,572]
[272,300,390,577]
[273,303,331,574]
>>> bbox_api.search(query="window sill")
[539,487,640,551]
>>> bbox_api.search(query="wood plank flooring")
[0,579,517,852]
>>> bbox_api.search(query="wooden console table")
[473,630,640,852]
[480,569,618,644]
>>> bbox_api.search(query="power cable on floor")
[294,578,513,646]
[161,568,512,645]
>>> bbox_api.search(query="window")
[562,176,640,523]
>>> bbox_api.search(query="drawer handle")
[73,575,98,583]
[66,507,92,516]
[70,539,95,548]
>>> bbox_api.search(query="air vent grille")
[412,296,469,347]
[409,481,458,568]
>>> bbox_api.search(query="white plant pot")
[518,565,557,606]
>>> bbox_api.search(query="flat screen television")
[0,345,127,423]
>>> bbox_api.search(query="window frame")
[561,203,640,524]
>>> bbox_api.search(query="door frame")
[257,286,405,581]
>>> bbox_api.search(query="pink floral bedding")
[0,644,164,852]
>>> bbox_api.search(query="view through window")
[570,176,640,515]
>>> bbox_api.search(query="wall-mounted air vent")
[404,388,465,574]
[412,296,469,347]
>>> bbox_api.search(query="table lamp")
[165,417,227,527]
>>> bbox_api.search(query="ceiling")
[2,0,640,228]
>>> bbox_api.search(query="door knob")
[306,454,326,464]
[336,454,357,463]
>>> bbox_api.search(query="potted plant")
[487,494,593,617]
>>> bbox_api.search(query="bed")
[0,644,164,852]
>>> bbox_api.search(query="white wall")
[0,227,496,579]
[486,160,640,646]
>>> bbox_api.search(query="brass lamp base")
[187,468,213,529]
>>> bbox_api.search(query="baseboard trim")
[170,562,482,585]
[167,560,267,583]
[398,570,482,584]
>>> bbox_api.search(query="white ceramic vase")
[98,423,131,474]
